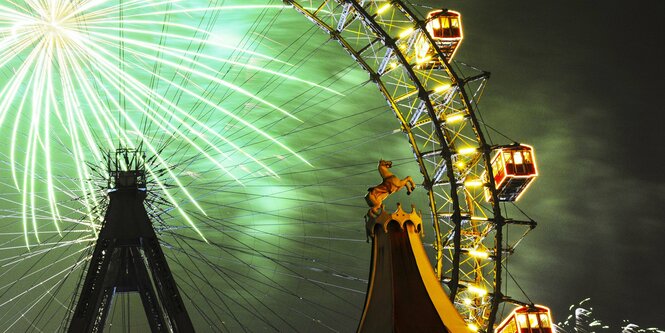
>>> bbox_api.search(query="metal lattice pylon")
[68,149,194,332]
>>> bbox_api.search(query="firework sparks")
[0,0,335,246]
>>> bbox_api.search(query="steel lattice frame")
[285,1,536,331]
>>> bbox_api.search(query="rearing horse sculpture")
[365,160,416,217]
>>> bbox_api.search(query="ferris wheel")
[0,1,542,332]
[284,0,540,331]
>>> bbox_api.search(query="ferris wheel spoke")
[163,229,362,331]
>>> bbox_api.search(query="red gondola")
[484,144,538,202]
[495,305,555,333]
[416,9,463,68]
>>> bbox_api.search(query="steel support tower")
[68,149,195,332]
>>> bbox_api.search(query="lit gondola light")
[415,9,463,68]
[494,305,555,333]
[483,144,538,202]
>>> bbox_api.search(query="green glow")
[0,1,331,246]
[0,2,409,330]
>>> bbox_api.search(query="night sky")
[0,0,663,331]
[436,0,665,328]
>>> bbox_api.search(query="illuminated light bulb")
[434,83,451,93]
[416,55,431,65]
[458,147,476,155]
[468,250,489,259]
[389,62,398,69]
[399,27,414,38]
[467,285,488,296]
[468,323,479,332]
[377,3,391,14]
[464,180,483,187]
[455,161,465,169]
[445,113,464,123]
[463,298,472,305]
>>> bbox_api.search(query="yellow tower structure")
[358,203,471,333]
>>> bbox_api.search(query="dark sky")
[430,0,665,328]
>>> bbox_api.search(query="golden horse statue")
[365,160,416,217]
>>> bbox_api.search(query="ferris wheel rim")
[284,0,509,330]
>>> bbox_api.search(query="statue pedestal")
[358,204,470,333]
[365,203,423,240]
